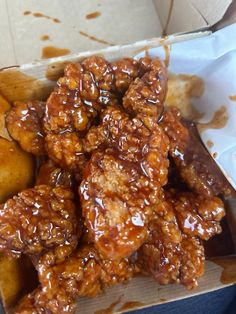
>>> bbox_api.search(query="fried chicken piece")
[15,245,137,314]
[0,185,78,262]
[44,56,165,171]
[80,107,169,259]
[161,107,233,196]
[36,159,73,188]
[6,101,45,155]
[167,190,225,240]
[123,57,167,124]
[111,58,140,94]
[136,190,225,289]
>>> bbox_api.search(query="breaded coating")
[123,57,167,124]
[137,190,225,289]
[44,56,165,171]
[16,245,137,314]
[0,185,78,261]
[161,107,233,196]
[111,58,140,94]
[36,159,73,188]
[6,101,45,155]
[80,107,169,259]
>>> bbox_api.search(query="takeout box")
[0,0,235,313]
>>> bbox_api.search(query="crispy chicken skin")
[136,190,224,289]
[16,245,137,314]
[161,107,233,196]
[6,101,46,155]
[80,106,169,260]
[0,185,78,261]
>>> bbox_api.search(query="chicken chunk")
[6,101,45,155]
[123,57,167,125]
[160,107,233,196]
[16,245,137,314]
[0,185,78,262]
[80,107,169,259]
[136,190,225,289]
[36,159,73,188]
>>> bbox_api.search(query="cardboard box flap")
[155,0,232,35]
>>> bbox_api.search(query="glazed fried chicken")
[36,159,74,188]
[80,106,169,260]
[44,56,167,172]
[161,107,233,196]
[16,245,137,314]
[6,101,46,155]
[136,190,225,289]
[0,185,78,262]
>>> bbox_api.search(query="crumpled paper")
[135,23,236,190]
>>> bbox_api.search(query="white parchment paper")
[135,23,236,190]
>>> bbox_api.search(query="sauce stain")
[23,10,31,16]
[212,257,236,284]
[40,35,50,41]
[159,298,167,302]
[41,46,71,59]
[95,297,121,314]
[212,152,218,158]
[162,0,174,36]
[197,106,228,133]
[118,301,145,312]
[79,31,114,46]
[134,45,152,56]
[207,140,214,149]
[229,95,236,101]
[86,11,101,19]
[0,70,52,102]
[24,11,61,23]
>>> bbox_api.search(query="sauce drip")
[197,106,228,133]
[95,297,121,314]
[206,140,214,149]
[212,257,236,284]
[40,35,50,41]
[229,95,236,101]
[79,31,114,46]
[41,46,71,59]
[86,11,101,19]
[0,70,52,102]
[45,61,69,81]
[162,0,174,36]
[118,301,145,312]
[23,11,61,23]
[160,38,170,68]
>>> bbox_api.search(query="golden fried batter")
[6,101,45,155]
[16,245,137,314]
[80,106,169,260]
[0,185,78,261]
[137,190,225,289]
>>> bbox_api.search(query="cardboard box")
[0,1,235,313]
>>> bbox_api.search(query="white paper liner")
[135,23,236,190]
